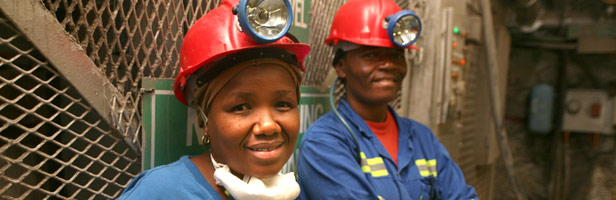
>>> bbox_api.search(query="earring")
[201,133,211,146]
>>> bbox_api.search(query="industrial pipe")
[480,0,527,199]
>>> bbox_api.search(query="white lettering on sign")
[293,0,308,29]
[299,103,323,133]
[186,108,204,146]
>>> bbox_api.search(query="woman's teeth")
[247,143,283,151]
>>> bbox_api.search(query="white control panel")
[562,89,614,134]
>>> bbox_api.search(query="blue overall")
[297,99,477,200]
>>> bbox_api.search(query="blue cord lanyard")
[328,78,362,163]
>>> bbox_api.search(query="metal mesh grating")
[395,0,409,9]
[302,0,344,86]
[41,0,221,147]
[0,11,140,199]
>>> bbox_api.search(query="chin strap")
[210,155,300,200]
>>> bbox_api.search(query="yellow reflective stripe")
[416,159,429,177]
[416,159,438,177]
[368,158,386,178]
[362,165,371,173]
[371,169,389,177]
[427,159,436,167]
[360,152,370,172]
[427,159,437,177]
[415,159,427,166]
[359,154,390,177]
[378,195,385,200]
[367,157,384,165]
[416,163,428,171]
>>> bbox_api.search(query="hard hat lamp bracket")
[385,10,422,47]
[236,0,293,44]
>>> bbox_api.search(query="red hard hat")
[174,0,310,105]
[324,0,418,49]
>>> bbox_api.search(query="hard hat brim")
[174,43,310,105]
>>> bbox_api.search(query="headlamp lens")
[392,15,420,45]
[238,0,292,43]
[386,11,422,47]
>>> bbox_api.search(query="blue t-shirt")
[118,155,222,200]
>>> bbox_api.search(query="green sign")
[141,78,329,172]
[289,0,311,43]
[141,78,206,170]
[281,86,330,173]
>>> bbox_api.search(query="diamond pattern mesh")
[40,0,220,147]
[0,11,139,199]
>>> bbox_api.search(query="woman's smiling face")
[205,63,300,178]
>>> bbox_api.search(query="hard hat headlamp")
[236,0,292,44]
[385,10,422,47]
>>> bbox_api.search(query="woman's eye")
[231,104,250,112]
[275,102,294,110]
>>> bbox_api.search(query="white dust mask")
[210,155,300,200]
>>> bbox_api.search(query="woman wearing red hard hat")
[296,0,477,199]
[119,0,309,199]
